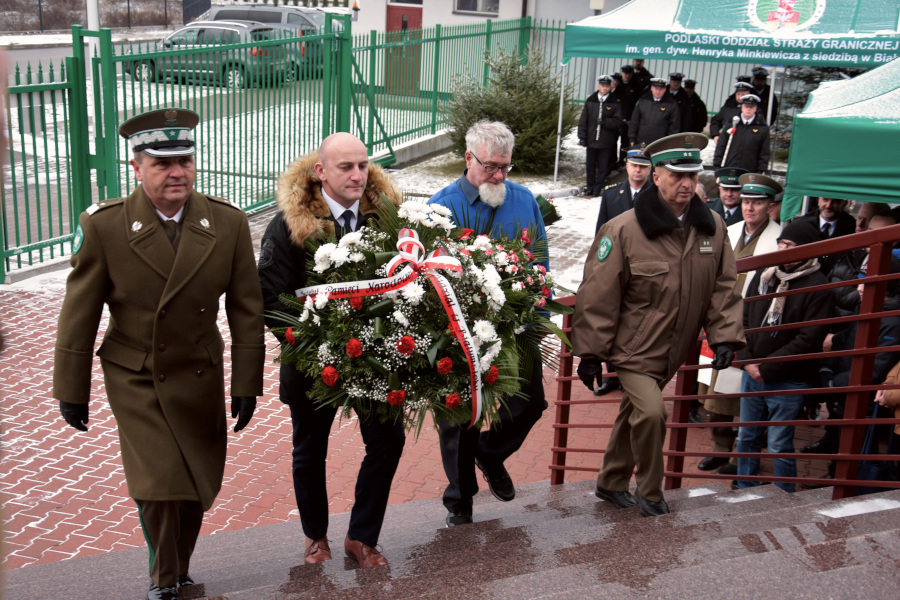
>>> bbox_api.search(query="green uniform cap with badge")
[715,167,749,189]
[118,108,200,158]
[739,173,782,200]
[644,133,709,173]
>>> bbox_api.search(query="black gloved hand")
[576,358,604,391]
[59,401,89,432]
[818,367,835,389]
[231,396,257,433]
[710,344,735,370]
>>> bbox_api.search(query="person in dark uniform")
[709,80,754,142]
[427,120,549,528]
[630,78,679,147]
[578,74,624,196]
[706,167,749,226]
[53,108,266,600]
[615,65,642,166]
[257,132,406,568]
[632,58,653,92]
[683,79,708,133]
[667,72,693,132]
[606,72,629,172]
[713,94,770,173]
[752,67,779,125]
[574,133,745,517]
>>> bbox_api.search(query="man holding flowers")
[257,133,405,567]
[428,120,550,527]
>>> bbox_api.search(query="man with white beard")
[428,120,550,528]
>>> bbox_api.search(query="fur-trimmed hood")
[275,152,402,247]
[634,183,717,240]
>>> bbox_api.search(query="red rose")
[445,393,461,408]
[457,228,475,240]
[349,296,363,310]
[346,338,363,358]
[485,365,499,385]
[285,328,295,345]
[396,335,415,355]
[321,366,339,386]
[438,357,453,375]
[521,228,531,246]
[386,390,406,406]
[541,286,552,298]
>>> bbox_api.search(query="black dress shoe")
[474,457,515,501]
[801,437,838,454]
[147,583,178,600]
[689,410,704,424]
[595,485,637,509]
[445,512,473,527]
[593,380,619,396]
[716,463,737,476]
[697,456,729,471]
[635,492,670,517]
[176,574,195,588]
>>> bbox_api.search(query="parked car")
[126,21,288,88]
[208,4,347,79]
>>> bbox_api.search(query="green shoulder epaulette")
[85,197,125,216]
[207,195,242,210]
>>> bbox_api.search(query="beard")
[479,182,507,208]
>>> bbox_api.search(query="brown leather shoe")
[344,535,388,568]
[304,536,332,564]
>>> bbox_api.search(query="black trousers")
[289,400,405,547]
[585,147,614,195]
[136,499,204,588]
[438,358,548,514]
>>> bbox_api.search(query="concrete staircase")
[6,481,900,599]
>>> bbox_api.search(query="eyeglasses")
[470,152,513,175]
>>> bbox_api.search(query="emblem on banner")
[748,0,826,32]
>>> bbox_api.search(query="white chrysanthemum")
[314,293,329,309]
[428,214,454,232]
[514,325,526,335]
[313,314,321,325]
[473,320,497,342]
[338,231,363,247]
[393,309,410,327]
[471,294,483,304]
[330,246,351,267]
[467,235,493,252]
[383,289,400,300]
[401,282,426,305]
[398,200,430,220]
[482,264,502,285]
[304,295,316,311]
[299,309,310,323]
[481,340,502,370]
[428,203,452,217]
[349,252,365,263]
[494,251,509,266]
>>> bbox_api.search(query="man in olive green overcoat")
[52,108,265,600]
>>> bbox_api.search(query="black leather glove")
[576,358,604,391]
[59,401,89,432]
[231,396,257,433]
[710,344,735,370]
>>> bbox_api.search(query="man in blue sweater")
[428,120,549,527]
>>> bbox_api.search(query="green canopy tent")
[554,0,900,213]
[782,57,900,217]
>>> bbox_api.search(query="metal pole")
[553,63,567,183]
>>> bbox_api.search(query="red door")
[385,5,423,96]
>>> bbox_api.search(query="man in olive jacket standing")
[573,133,745,517]
[53,109,265,600]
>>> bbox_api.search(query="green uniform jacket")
[53,186,265,510]
[573,186,746,383]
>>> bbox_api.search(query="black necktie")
[341,209,354,234]
[821,222,832,237]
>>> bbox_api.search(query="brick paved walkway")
[0,196,830,572]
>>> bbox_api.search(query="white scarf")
[758,258,821,327]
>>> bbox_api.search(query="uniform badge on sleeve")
[72,224,85,255]
[597,236,613,262]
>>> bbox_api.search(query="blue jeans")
[736,372,807,492]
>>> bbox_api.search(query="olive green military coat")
[53,186,265,510]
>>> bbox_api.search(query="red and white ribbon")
[295,228,484,426]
